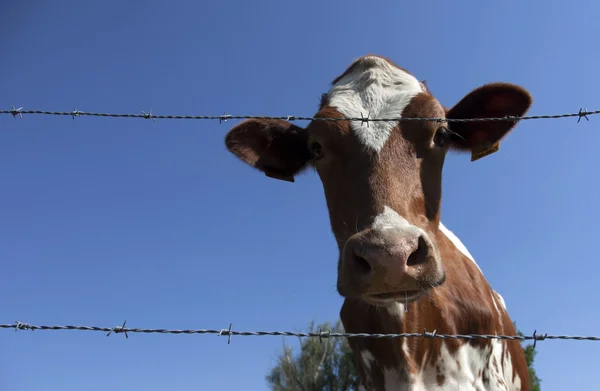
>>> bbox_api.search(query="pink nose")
[339,226,438,297]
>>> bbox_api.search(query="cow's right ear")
[224,119,311,182]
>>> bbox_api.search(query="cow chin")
[337,268,446,307]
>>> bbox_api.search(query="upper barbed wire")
[0,107,597,123]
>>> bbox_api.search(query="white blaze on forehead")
[327,56,424,152]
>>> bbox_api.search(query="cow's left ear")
[445,83,532,157]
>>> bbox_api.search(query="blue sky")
[2,0,599,390]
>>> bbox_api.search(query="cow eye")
[309,141,323,159]
[433,126,450,148]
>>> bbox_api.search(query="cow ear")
[225,119,311,182]
[445,83,532,160]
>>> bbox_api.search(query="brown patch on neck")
[341,299,412,388]
[341,231,531,390]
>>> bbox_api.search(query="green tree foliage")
[267,320,541,391]
[515,322,542,391]
[266,320,359,391]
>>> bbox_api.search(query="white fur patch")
[356,218,521,389]
[372,206,410,230]
[386,302,406,320]
[361,350,376,372]
[373,209,478,277]
[385,340,522,391]
[438,222,482,274]
[372,206,424,240]
[371,206,443,287]
[438,224,509,329]
[490,291,504,329]
[327,56,424,152]
[494,290,507,310]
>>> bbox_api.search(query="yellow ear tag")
[471,142,500,162]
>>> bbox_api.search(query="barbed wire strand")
[2,322,599,344]
[0,107,597,123]
[1,107,597,343]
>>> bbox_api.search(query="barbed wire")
[3,321,599,347]
[0,106,597,124]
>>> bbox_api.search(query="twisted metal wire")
[3,322,599,344]
[1,105,598,345]
[0,107,597,123]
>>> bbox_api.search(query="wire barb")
[219,113,231,124]
[11,105,23,119]
[578,108,590,123]
[360,112,370,127]
[318,328,331,344]
[71,109,81,119]
[532,330,547,348]
[504,114,518,126]
[106,320,129,339]
[141,109,155,122]
[218,323,233,344]
[14,321,33,332]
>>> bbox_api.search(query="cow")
[224,55,532,390]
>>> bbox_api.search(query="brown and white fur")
[225,55,532,391]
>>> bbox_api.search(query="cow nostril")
[406,235,428,267]
[352,254,372,275]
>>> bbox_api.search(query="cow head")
[225,55,531,307]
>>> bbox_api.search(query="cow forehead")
[325,56,426,153]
